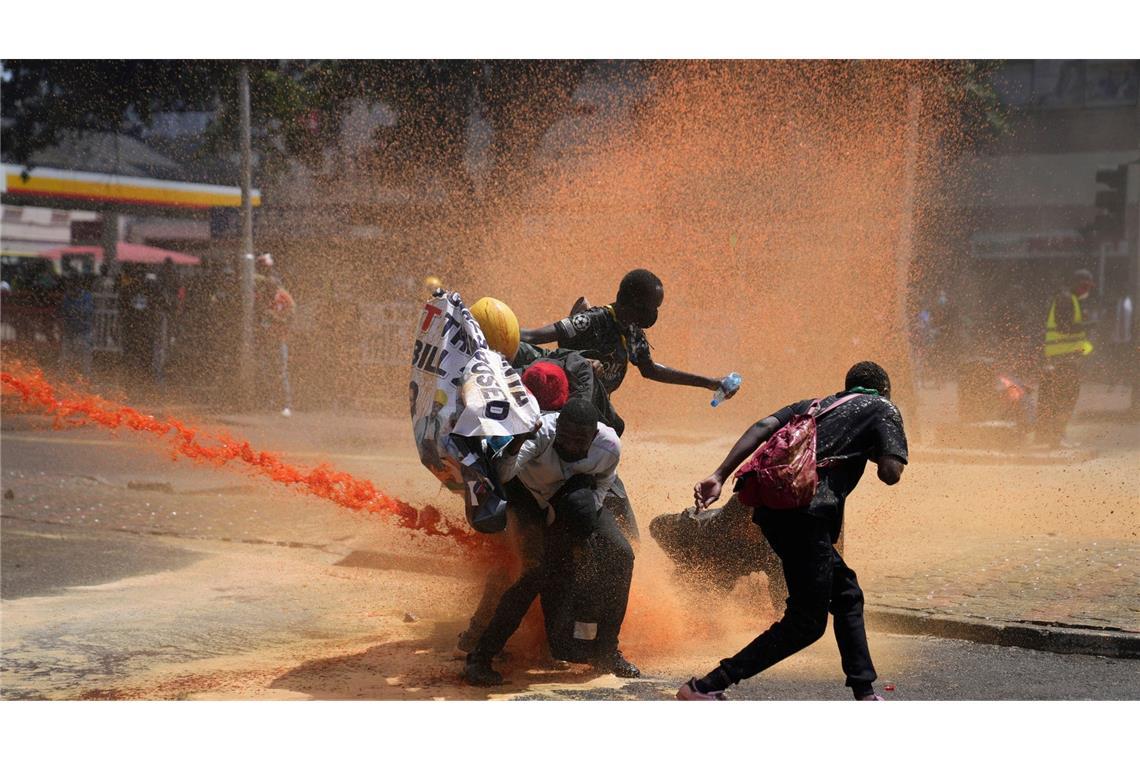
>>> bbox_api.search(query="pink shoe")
[857,693,885,701]
[677,678,728,701]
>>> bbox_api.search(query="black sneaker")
[456,629,478,654]
[592,649,640,678]
[463,657,504,687]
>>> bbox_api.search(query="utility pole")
[896,86,923,437]
[1127,162,1140,415]
[237,64,256,406]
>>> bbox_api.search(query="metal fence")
[91,293,122,353]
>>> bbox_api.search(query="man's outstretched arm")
[638,360,737,397]
[693,415,782,509]
[519,323,559,345]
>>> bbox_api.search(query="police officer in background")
[1037,269,1096,448]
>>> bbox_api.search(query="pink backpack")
[733,395,861,510]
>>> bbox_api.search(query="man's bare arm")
[519,323,559,345]
[638,361,726,393]
[693,415,782,509]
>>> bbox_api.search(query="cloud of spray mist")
[466,61,963,426]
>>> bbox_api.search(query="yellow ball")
[424,275,443,292]
[470,296,520,360]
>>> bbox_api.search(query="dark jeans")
[462,492,548,647]
[603,473,639,542]
[472,487,634,661]
[555,506,634,656]
[1037,358,1081,445]
[716,510,876,688]
[471,515,577,660]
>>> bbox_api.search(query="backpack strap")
[816,396,857,419]
[814,393,869,467]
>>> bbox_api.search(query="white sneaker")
[281,408,292,418]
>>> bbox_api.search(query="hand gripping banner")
[410,291,540,532]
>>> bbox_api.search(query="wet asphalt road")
[3,427,1139,700]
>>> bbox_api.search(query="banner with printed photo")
[409,291,540,532]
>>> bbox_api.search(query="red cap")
[522,361,570,411]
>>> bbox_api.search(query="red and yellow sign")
[2,164,261,209]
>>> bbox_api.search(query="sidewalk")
[864,535,1140,658]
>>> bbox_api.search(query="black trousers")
[462,494,548,646]
[1037,357,1082,445]
[556,506,634,656]
[472,492,634,661]
[717,510,876,688]
[604,474,639,542]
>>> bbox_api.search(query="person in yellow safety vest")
[1037,268,1096,447]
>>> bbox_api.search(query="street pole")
[1127,162,1140,414]
[100,210,120,276]
[896,86,923,437]
[237,64,256,407]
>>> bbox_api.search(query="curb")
[910,446,1098,466]
[866,607,1140,659]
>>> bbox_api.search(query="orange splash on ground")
[1,362,486,552]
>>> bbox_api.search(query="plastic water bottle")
[711,372,742,408]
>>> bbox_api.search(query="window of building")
[993,61,1034,107]
[1084,60,1139,107]
[1032,60,1086,108]
[1028,60,1139,109]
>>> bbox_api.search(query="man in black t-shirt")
[520,269,739,540]
[677,361,908,702]
[521,269,736,398]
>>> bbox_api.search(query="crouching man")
[464,398,639,686]
[678,361,908,701]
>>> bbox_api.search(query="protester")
[58,274,95,379]
[521,268,737,399]
[459,299,630,661]
[519,269,740,538]
[677,361,907,701]
[1037,268,1095,447]
[255,255,296,417]
[463,398,638,686]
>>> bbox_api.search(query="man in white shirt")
[463,398,638,686]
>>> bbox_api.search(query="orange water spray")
[1,363,486,552]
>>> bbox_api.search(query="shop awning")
[40,243,200,266]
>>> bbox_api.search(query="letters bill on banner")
[409,291,540,532]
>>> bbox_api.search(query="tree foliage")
[1,59,587,199]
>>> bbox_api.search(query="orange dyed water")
[0,362,485,552]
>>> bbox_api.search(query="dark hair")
[559,396,599,428]
[616,269,663,308]
[845,361,890,395]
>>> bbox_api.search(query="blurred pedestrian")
[1037,269,1095,447]
[256,255,296,416]
[151,258,180,389]
[58,274,95,379]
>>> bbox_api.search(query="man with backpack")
[677,361,908,701]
